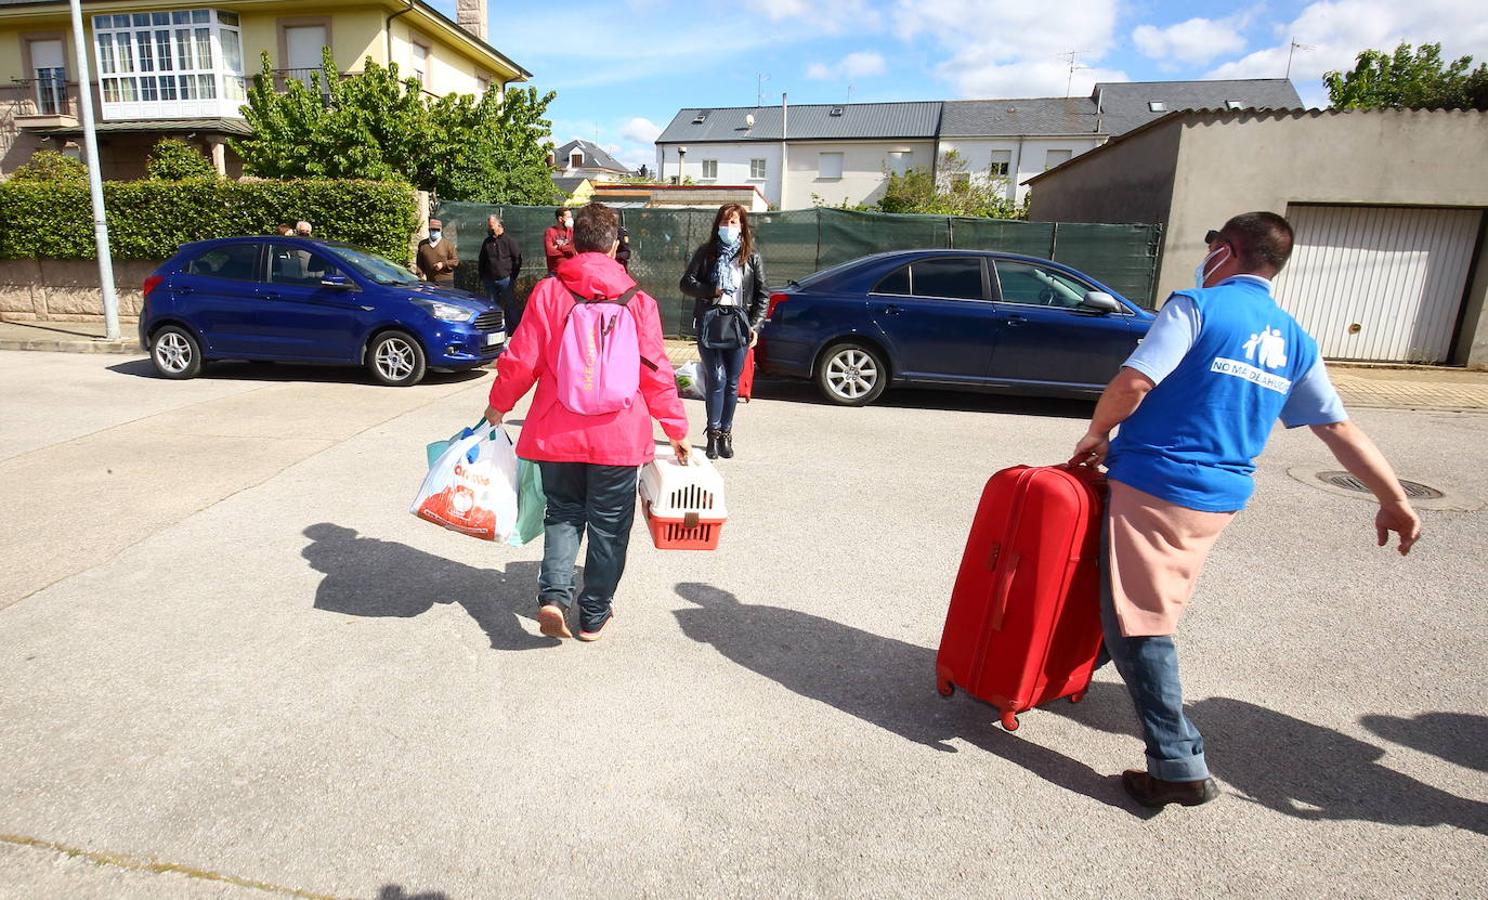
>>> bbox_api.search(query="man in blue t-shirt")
[1070,212,1422,810]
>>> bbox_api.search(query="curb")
[0,338,142,354]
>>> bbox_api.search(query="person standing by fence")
[680,203,769,460]
[544,208,576,275]
[415,218,459,286]
[479,215,524,332]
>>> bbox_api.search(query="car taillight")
[142,275,164,299]
[767,292,790,320]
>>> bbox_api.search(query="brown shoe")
[1121,770,1219,808]
[537,604,572,639]
[577,614,613,643]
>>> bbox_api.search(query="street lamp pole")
[68,0,120,341]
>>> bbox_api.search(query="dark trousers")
[484,277,521,333]
[698,342,749,431]
[536,461,639,632]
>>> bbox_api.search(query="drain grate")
[1316,471,1444,500]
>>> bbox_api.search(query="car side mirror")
[1080,291,1121,313]
[320,273,353,290]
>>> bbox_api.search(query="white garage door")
[1275,205,1482,363]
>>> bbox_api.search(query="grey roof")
[554,139,630,173]
[552,176,590,194]
[656,102,942,144]
[35,118,253,137]
[1094,79,1303,134]
[941,97,1101,136]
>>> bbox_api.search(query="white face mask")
[428,230,441,243]
[1194,245,1230,289]
[718,224,741,245]
[562,218,573,229]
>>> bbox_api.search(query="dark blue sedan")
[756,250,1155,406]
[139,237,504,386]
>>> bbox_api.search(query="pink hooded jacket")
[487,252,689,466]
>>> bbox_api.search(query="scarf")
[714,240,742,300]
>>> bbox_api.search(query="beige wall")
[389,19,485,97]
[238,8,387,74]
[1025,122,1182,228]
[783,140,936,209]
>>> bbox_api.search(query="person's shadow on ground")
[1361,711,1488,774]
[302,523,556,650]
[672,582,1136,812]
[1052,685,1488,834]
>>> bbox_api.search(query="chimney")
[455,0,488,41]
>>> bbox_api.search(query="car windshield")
[332,246,420,286]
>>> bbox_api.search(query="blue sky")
[429,0,1488,169]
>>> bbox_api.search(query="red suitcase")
[737,347,756,402]
[935,464,1105,731]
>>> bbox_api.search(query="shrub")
[0,178,418,261]
[9,150,87,184]
[146,138,218,180]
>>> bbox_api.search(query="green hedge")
[0,178,418,262]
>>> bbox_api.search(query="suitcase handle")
[989,550,1020,631]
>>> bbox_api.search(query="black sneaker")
[1121,770,1219,808]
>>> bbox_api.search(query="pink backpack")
[555,286,656,415]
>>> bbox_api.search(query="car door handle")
[260,291,280,301]
[176,285,193,295]
[1006,315,1028,327]
[877,304,903,316]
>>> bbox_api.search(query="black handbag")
[698,305,750,350]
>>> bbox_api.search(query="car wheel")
[816,342,887,406]
[150,325,203,380]
[367,331,426,386]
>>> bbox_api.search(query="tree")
[1325,42,1488,111]
[10,149,87,183]
[146,137,218,180]
[233,49,559,203]
[876,151,1026,219]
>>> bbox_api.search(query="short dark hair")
[1220,212,1294,274]
[573,202,618,253]
[555,207,569,221]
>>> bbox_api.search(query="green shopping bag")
[508,458,545,546]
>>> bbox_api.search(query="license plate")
[485,331,505,347]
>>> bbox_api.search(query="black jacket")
[478,232,522,281]
[679,242,769,331]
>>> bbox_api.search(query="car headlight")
[417,300,473,322]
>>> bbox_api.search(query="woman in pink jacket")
[484,203,690,642]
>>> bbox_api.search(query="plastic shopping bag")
[507,459,545,547]
[675,361,704,399]
[410,421,519,542]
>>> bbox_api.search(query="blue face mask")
[718,225,741,246]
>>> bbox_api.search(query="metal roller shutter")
[1275,205,1482,364]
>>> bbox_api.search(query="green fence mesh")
[433,202,1163,336]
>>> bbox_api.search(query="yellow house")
[0,0,530,178]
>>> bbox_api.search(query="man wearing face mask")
[1069,211,1422,810]
[415,218,459,286]
[544,208,577,276]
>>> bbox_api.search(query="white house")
[656,79,1303,210]
[551,139,631,183]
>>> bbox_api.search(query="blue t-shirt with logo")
[1106,276,1345,513]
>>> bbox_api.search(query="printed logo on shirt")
[1207,325,1294,394]
[1243,326,1288,369]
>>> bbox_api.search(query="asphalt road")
[1,351,1484,899]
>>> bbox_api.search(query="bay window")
[93,9,244,119]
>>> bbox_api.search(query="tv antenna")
[757,72,770,107]
[1284,38,1314,80]
[1059,50,1091,97]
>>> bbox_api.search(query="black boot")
[718,429,734,459]
[705,429,720,460]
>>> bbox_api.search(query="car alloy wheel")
[376,337,417,381]
[155,331,193,374]
[825,347,880,401]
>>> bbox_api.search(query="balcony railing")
[2,78,85,121]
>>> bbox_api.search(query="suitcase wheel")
[936,679,954,698]
[1000,712,1020,732]
[1070,691,1086,704]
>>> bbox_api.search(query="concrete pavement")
[0,351,1484,898]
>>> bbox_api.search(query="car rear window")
[910,258,984,300]
[873,265,911,295]
[186,244,262,281]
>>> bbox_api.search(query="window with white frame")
[701,159,718,180]
[1044,149,1072,171]
[92,9,244,120]
[411,42,429,88]
[818,152,844,179]
[988,150,1012,177]
[887,151,912,176]
[749,158,766,180]
[28,39,66,115]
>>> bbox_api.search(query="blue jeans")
[1096,514,1210,781]
[536,462,639,632]
[698,342,748,431]
[484,277,520,333]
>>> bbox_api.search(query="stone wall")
[0,258,160,323]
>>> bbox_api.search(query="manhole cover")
[1315,471,1445,500]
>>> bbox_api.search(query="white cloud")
[1133,17,1248,66]
[893,0,1126,97]
[806,51,887,80]
[620,117,663,144]
[746,0,882,32]
[1205,0,1488,105]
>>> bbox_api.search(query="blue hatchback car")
[756,250,1156,405]
[139,237,504,386]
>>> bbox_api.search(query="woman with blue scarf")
[681,203,770,460]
